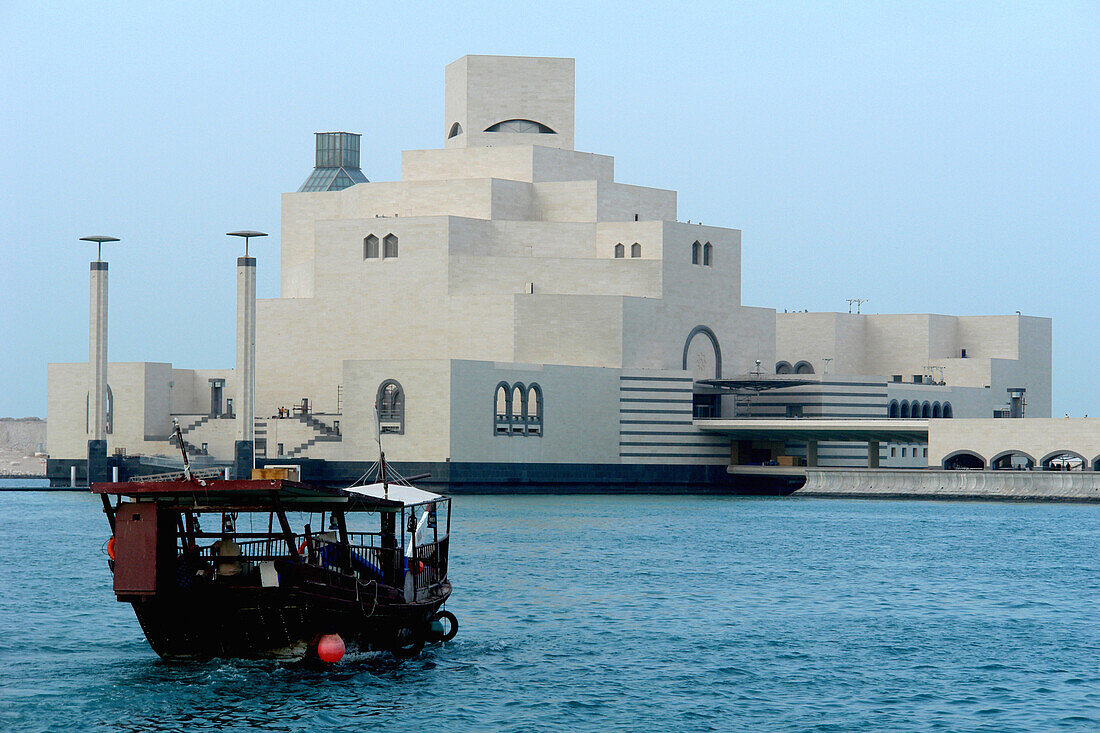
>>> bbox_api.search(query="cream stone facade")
[46,55,1054,489]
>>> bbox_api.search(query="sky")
[0,2,1097,419]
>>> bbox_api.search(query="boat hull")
[129,582,451,661]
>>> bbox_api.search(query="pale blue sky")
[1,2,1097,418]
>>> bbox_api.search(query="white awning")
[343,482,443,506]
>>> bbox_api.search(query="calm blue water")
[2,490,1100,732]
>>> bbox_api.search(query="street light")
[80,235,120,261]
[226,230,267,256]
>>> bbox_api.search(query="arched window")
[511,383,527,434]
[630,243,641,258]
[383,234,398,259]
[900,401,911,418]
[527,383,543,436]
[942,402,953,418]
[376,380,404,434]
[691,241,701,265]
[682,326,722,380]
[888,400,900,418]
[484,119,556,134]
[932,402,942,418]
[494,382,510,436]
[447,122,463,138]
[921,402,931,419]
[614,243,624,258]
[776,361,792,375]
[703,242,713,266]
[794,361,815,375]
[363,234,379,259]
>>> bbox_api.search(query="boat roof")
[89,478,445,512]
[344,482,444,507]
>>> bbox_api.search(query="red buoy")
[316,633,345,663]
[106,536,116,560]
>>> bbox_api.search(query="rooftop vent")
[298,132,369,192]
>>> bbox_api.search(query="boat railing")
[411,536,449,593]
[177,532,411,588]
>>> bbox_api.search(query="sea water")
[2,489,1099,732]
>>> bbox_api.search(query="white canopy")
[343,481,443,507]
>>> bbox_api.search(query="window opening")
[376,380,405,434]
[383,234,398,259]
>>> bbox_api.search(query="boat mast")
[375,407,388,499]
[172,417,193,482]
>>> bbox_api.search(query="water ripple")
[3,492,1100,731]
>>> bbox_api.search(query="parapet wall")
[799,468,1100,502]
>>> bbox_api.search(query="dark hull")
[131,581,451,660]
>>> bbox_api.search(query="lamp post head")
[79,235,120,262]
[227,230,268,257]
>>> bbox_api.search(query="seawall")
[798,468,1100,502]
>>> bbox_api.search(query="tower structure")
[81,235,118,484]
[228,231,265,478]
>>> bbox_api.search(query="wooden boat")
[90,466,456,661]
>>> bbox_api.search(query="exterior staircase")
[284,414,342,458]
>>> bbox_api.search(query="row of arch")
[691,241,713,266]
[363,233,399,259]
[775,361,814,375]
[494,382,544,437]
[943,449,1100,471]
[889,400,953,419]
[613,242,642,258]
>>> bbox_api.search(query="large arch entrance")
[943,451,985,470]
[990,450,1036,470]
[1040,451,1087,471]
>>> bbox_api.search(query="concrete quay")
[797,468,1100,502]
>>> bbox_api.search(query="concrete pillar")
[868,440,880,468]
[806,440,818,467]
[88,261,109,483]
[234,255,256,479]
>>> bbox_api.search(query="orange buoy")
[106,536,116,560]
[316,633,345,663]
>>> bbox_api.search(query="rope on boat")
[356,579,379,618]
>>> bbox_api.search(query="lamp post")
[227,230,266,479]
[80,235,120,486]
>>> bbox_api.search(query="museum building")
[46,55,1051,489]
